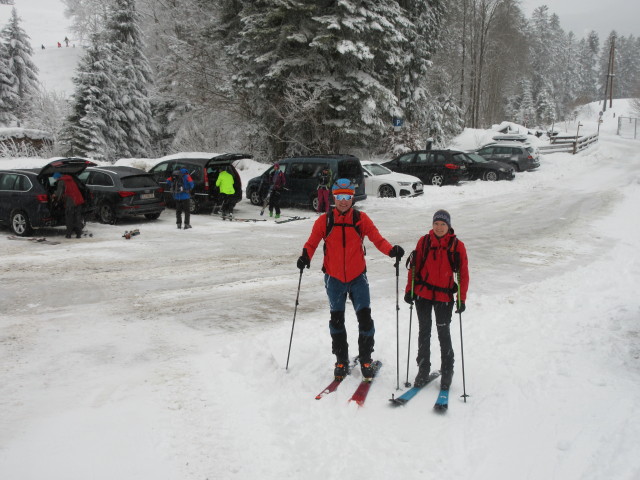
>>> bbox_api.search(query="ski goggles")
[334,194,353,201]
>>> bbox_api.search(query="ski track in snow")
[2,121,640,478]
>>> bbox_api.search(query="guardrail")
[538,133,598,155]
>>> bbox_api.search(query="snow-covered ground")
[1,102,639,480]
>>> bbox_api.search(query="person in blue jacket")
[166,168,195,229]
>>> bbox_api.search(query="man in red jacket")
[52,172,86,238]
[404,209,469,390]
[297,178,404,381]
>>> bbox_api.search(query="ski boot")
[334,361,350,381]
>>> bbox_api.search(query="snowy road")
[1,125,640,479]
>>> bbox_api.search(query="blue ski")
[389,371,440,406]
[433,389,449,412]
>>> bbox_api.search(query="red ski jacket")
[303,208,393,283]
[57,174,85,207]
[406,230,469,303]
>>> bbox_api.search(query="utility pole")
[602,36,616,112]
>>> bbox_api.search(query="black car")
[0,158,95,236]
[463,153,515,181]
[77,166,165,224]
[382,150,470,186]
[246,154,367,211]
[148,153,249,214]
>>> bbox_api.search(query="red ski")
[349,361,382,406]
[315,379,343,400]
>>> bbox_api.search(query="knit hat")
[273,163,280,169]
[52,172,62,179]
[432,209,451,227]
[332,178,355,196]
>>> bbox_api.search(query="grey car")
[473,142,540,172]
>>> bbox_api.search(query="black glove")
[455,302,466,313]
[297,248,310,271]
[389,245,405,260]
[404,291,414,305]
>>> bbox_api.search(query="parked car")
[148,153,249,214]
[360,160,423,197]
[77,166,165,224]
[246,154,367,211]
[0,158,95,236]
[462,153,515,181]
[381,150,470,186]
[473,142,540,172]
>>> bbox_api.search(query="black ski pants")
[329,308,375,365]
[268,190,282,215]
[175,198,190,226]
[415,297,454,388]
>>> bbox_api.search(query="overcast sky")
[520,0,640,39]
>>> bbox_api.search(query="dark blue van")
[246,154,367,211]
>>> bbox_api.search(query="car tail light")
[527,155,533,159]
[118,191,136,198]
[444,163,460,170]
[158,187,164,193]
[204,169,209,192]
[36,194,49,203]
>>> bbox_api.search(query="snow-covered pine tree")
[0,42,18,126]
[0,7,39,122]
[62,35,124,161]
[575,31,600,104]
[309,0,410,152]
[104,0,155,158]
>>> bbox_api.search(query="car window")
[122,175,158,188]
[434,153,446,163]
[149,162,172,175]
[416,153,429,163]
[511,148,523,155]
[465,153,488,163]
[14,174,32,191]
[0,173,18,190]
[397,154,414,164]
[526,147,535,154]
[477,147,493,155]
[366,163,391,176]
[495,147,511,155]
[89,171,114,187]
[176,163,202,182]
[452,153,467,164]
[337,159,361,177]
[289,162,325,179]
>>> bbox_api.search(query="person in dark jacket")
[316,167,333,213]
[268,163,286,218]
[52,172,86,238]
[166,168,194,229]
[404,209,469,391]
[297,178,405,381]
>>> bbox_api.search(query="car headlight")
[397,182,411,186]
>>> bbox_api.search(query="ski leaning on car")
[294,178,405,406]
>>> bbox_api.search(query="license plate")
[140,193,155,199]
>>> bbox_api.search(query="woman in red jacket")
[404,210,469,390]
[298,178,404,381]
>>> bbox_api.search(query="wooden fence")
[537,133,599,155]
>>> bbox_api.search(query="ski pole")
[405,258,415,387]
[456,271,469,402]
[395,255,401,390]
[286,268,304,370]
